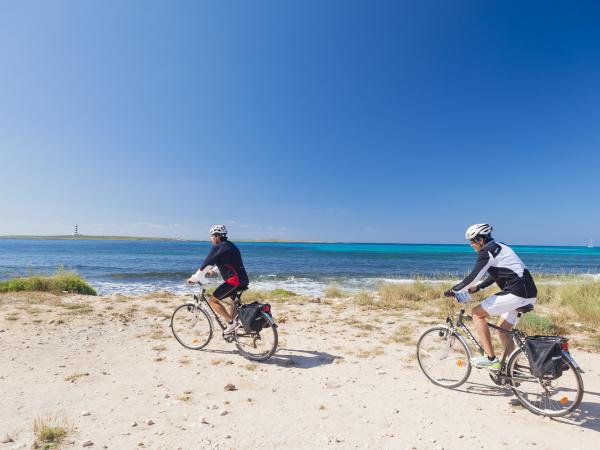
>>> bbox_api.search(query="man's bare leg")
[472,305,495,357]
[209,296,233,322]
[497,318,514,356]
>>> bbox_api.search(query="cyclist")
[187,224,249,335]
[444,223,537,369]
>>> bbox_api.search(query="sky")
[0,0,599,245]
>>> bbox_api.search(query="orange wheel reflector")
[559,396,569,405]
[192,339,199,344]
[456,359,464,368]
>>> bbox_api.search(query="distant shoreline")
[0,235,178,241]
[0,235,596,247]
[0,235,315,243]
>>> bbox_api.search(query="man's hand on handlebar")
[467,286,479,294]
[443,289,455,298]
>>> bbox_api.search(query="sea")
[1,239,599,296]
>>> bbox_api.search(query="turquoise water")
[1,239,598,295]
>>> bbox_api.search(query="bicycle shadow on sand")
[196,347,342,369]
[264,348,343,369]
[460,382,600,431]
[552,390,600,432]
[456,381,514,398]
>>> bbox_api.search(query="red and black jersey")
[199,240,249,287]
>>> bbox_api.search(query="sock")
[487,355,496,361]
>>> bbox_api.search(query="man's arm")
[199,245,222,270]
[474,275,496,291]
[452,250,493,292]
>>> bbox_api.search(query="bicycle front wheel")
[233,312,278,361]
[170,304,213,350]
[416,326,472,388]
[507,348,584,417]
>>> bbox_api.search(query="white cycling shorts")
[480,293,537,325]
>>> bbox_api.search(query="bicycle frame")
[191,285,238,332]
[446,308,527,375]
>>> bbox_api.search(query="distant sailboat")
[588,238,594,248]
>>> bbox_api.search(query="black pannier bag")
[238,302,263,333]
[523,336,566,379]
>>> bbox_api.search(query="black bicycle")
[170,281,278,361]
[416,302,584,417]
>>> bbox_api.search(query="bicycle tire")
[233,312,278,361]
[507,348,584,417]
[417,326,472,388]
[170,304,213,350]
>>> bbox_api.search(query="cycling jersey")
[200,240,249,287]
[452,240,537,298]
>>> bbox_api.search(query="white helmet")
[465,223,493,240]
[209,224,228,236]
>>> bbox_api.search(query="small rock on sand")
[131,422,138,427]
[200,417,209,424]
[1,434,14,443]
[82,440,94,447]
[81,411,91,416]
[224,383,237,391]
[146,419,155,426]
[219,410,229,416]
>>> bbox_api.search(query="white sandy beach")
[1,291,599,450]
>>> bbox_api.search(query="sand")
[0,291,598,449]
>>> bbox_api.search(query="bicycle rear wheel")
[170,304,213,350]
[417,326,472,388]
[507,348,584,417]
[233,312,278,361]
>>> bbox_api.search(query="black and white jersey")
[452,241,537,298]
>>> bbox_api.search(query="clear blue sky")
[1,1,598,245]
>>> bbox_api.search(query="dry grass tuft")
[324,286,345,298]
[32,415,72,448]
[64,372,89,383]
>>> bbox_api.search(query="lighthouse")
[74,224,79,236]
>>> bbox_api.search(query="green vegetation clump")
[518,313,560,336]
[241,288,297,303]
[0,271,96,295]
[270,288,296,297]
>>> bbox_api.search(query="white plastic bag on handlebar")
[189,265,218,284]
[455,291,471,303]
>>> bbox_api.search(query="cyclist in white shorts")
[444,224,538,369]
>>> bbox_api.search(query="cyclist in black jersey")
[187,224,249,335]
[444,224,537,369]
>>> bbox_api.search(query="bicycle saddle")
[515,303,534,314]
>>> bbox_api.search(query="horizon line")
[0,234,595,249]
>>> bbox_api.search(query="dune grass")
[0,270,96,295]
[353,281,452,310]
[324,286,346,298]
[33,415,71,449]
[347,278,600,344]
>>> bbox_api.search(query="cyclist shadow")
[263,348,343,369]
